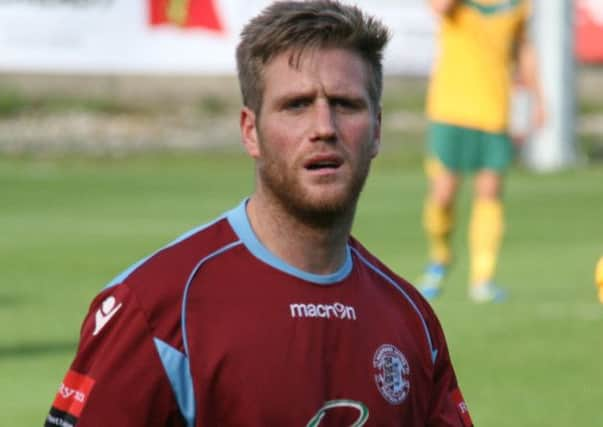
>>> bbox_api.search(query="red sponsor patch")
[451,388,473,427]
[52,370,95,418]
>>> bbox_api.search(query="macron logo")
[93,296,122,336]
[290,302,357,320]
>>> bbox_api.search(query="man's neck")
[245,194,354,275]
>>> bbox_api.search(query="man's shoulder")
[349,237,443,362]
[349,238,417,291]
[349,237,433,312]
[107,213,238,292]
[115,216,237,280]
[81,212,242,348]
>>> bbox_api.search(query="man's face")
[241,47,381,225]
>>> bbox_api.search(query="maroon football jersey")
[46,200,473,427]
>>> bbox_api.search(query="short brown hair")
[236,0,391,114]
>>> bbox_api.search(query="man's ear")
[371,109,382,158]
[240,107,260,158]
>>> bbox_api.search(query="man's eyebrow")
[326,88,369,103]
[328,92,367,101]
[273,90,316,104]
[272,86,368,104]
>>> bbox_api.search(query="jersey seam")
[102,282,185,423]
[127,239,244,423]
[103,214,229,290]
[180,239,244,357]
[350,247,438,364]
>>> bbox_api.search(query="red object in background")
[576,0,603,63]
[149,0,224,33]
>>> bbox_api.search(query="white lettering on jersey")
[93,296,122,336]
[290,302,357,320]
[46,414,75,427]
[58,383,86,403]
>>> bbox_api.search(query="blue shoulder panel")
[153,338,195,427]
[226,199,353,285]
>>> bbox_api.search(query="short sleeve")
[426,312,474,427]
[44,284,185,427]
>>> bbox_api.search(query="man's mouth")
[304,155,343,171]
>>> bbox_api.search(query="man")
[419,0,545,302]
[46,2,473,426]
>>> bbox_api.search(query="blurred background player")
[596,256,603,304]
[419,0,545,302]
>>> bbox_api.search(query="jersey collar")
[226,199,353,285]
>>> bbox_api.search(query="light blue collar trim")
[226,199,353,285]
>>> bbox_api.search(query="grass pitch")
[1,149,602,426]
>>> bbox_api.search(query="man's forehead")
[280,46,365,69]
[264,47,369,89]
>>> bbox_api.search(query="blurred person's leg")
[468,131,513,302]
[596,256,603,304]
[423,158,459,268]
[470,171,504,287]
[419,123,463,298]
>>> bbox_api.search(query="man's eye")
[331,98,362,110]
[285,98,311,110]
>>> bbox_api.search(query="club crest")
[373,344,410,405]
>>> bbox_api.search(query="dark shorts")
[428,121,514,173]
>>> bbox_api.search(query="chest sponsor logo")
[93,296,122,336]
[373,344,410,405]
[290,302,357,320]
[306,400,369,427]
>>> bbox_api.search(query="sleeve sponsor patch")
[451,388,473,427]
[45,370,95,426]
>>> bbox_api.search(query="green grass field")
[2,147,602,426]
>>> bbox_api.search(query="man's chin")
[286,192,357,228]
[260,172,363,228]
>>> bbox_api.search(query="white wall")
[0,0,436,75]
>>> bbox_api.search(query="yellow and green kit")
[426,0,530,172]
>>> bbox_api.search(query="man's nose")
[310,101,337,143]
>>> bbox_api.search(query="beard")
[257,145,373,229]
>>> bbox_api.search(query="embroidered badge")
[373,344,410,405]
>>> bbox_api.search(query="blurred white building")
[0,0,436,75]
